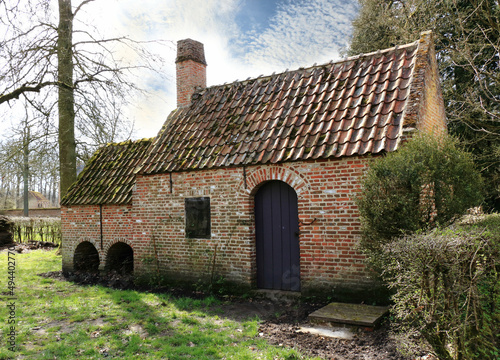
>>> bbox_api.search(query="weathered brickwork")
[175,39,207,108]
[61,135,446,291]
[61,204,134,272]
[404,31,447,135]
[418,36,447,135]
[62,156,372,291]
[176,59,206,108]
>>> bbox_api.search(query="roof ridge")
[339,40,419,64]
[102,137,154,148]
[196,40,419,95]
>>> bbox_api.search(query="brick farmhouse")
[61,31,446,295]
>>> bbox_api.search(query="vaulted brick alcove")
[73,241,100,273]
[105,242,134,274]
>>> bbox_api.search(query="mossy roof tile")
[141,39,423,174]
[64,33,439,204]
[61,139,152,205]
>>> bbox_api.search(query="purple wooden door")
[255,181,300,291]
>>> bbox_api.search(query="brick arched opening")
[73,241,100,273]
[241,166,310,198]
[105,242,134,274]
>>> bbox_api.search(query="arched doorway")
[254,180,300,291]
[73,241,100,272]
[105,242,134,274]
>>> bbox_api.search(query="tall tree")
[0,0,163,197]
[58,0,76,197]
[349,0,500,210]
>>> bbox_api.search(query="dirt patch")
[38,271,435,360]
[219,298,433,360]
[123,324,148,339]
[259,321,428,360]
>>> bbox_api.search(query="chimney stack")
[175,39,207,108]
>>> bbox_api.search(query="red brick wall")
[61,204,134,272]
[131,167,255,284]
[403,31,447,136]
[418,37,447,135]
[62,156,373,291]
[176,59,206,108]
[131,156,372,291]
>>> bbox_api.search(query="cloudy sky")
[80,0,359,139]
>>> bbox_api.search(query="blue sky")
[83,0,360,138]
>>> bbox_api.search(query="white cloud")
[242,0,359,73]
[87,0,250,138]
[76,0,359,139]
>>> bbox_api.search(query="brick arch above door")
[240,165,311,198]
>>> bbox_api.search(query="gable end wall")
[418,35,447,135]
[404,31,447,136]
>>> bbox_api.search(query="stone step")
[308,302,389,330]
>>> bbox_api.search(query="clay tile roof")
[61,139,153,206]
[28,191,48,201]
[141,39,422,174]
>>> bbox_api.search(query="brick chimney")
[175,39,207,108]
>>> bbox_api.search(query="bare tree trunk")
[50,177,54,205]
[54,183,58,206]
[15,174,20,209]
[58,0,76,198]
[23,129,29,217]
[4,187,9,209]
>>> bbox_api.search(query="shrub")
[384,214,500,360]
[357,134,484,258]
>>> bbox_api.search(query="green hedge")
[384,214,500,360]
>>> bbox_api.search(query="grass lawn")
[0,249,317,360]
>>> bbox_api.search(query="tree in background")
[0,104,60,211]
[349,0,500,210]
[0,0,162,197]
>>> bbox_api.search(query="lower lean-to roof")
[61,139,152,206]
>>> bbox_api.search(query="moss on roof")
[61,138,153,206]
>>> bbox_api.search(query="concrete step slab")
[308,302,389,330]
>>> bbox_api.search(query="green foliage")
[349,0,397,54]
[349,0,500,210]
[357,134,483,257]
[383,214,500,359]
